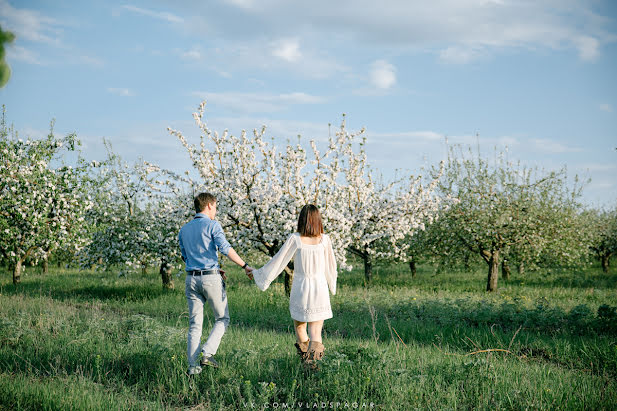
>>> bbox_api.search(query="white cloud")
[369,60,396,89]
[497,136,520,147]
[530,139,582,153]
[599,103,613,113]
[0,1,105,67]
[364,131,522,157]
[180,46,203,60]
[439,46,483,64]
[190,91,326,113]
[587,180,615,190]
[573,35,600,61]
[224,0,256,10]
[181,0,614,64]
[121,5,183,24]
[107,88,135,97]
[0,0,63,45]
[77,55,104,67]
[580,163,617,172]
[182,40,346,80]
[369,131,443,142]
[20,126,48,139]
[271,38,302,62]
[5,45,42,65]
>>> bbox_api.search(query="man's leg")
[201,276,230,358]
[186,277,206,369]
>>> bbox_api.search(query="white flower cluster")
[167,102,443,272]
[0,127,93,282]
[78,144,192,277]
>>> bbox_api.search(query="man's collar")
[194,212,211,220]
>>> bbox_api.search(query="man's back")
[179,213,231,271]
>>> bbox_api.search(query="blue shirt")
[178,213,232,271]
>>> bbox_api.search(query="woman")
[250,204,337,368]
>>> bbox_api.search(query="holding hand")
[245,265,254,280]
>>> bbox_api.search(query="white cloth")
[252,232,337,322]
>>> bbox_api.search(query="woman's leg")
[294,320,309,343]
[307,320,324,343]
[305,321,325,369]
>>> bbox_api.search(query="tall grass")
[0,263,615,410]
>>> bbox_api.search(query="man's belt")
[188,269,219,276]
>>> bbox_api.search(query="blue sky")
[1,0,616,206]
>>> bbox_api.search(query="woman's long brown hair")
[297,204,323,237]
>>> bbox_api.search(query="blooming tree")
[169,102,321,293]
[398,204,472,278]
[329,117,444,282]
[79,145,193,289]
[430,145,587,292]
[587,206,617,273]
[79,145,156,276]
[141,162,196,289]
[169,102,444,289]
[0,112,93,284]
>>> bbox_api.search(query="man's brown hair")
[297,204,323,237]
[194,192,216,213]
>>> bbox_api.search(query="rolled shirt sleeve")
[211,221,232,256]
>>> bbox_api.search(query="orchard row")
[1,104,615,292]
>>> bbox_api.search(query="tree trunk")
[364,256,373,284]
[283,266,293,297]
[501,258,511,281]
[141,264,147,275]
[517,261,525,275]
[13,260,22,285]
[43,257,49,274]
[409,259,417,278]
[601,254,610,273]
[486,250,499,292]
[159,260,174,290]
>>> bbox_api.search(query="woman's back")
[294,233,326,278]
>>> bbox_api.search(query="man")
[179,192,253,375]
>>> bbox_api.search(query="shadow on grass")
[0,272,174,303]
[3,267,616,382]
[340,263,617,291]
[226,295,617,378]
[506,270,617,290]
[229,294,617,343]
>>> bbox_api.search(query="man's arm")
[212,222,253,277]
[178,231,187,264]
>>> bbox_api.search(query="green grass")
[0,263,616,410]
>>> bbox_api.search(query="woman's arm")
[252,234,298,291]
[324,234,337,295]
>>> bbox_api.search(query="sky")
[1,0,616,206]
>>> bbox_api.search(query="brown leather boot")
[304,341,325,370]
[294,340,309,360]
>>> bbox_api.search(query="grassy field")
[0,262,616,410]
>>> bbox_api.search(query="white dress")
[252,232,337,322]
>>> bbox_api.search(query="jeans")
[185,273,230,367]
